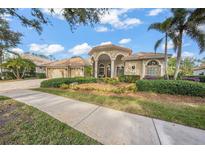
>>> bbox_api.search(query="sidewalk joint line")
[152,118,162,145]
[73,106,101,128]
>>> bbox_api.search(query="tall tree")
[0,8,108,76]
[170,8,205,79]
[1,57,36,79]
[0,9,107,51]
[0,8,107,33]
[0,18,22,74]
[168,57,196,77]
[148,18,177,79]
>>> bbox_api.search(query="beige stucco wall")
[124,61,142,76]
[124,59,165,78]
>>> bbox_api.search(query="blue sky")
[5,8,205,60]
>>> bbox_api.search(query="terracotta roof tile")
[21,54,52,66]
[46,57,91,68]
[122,52,172,61]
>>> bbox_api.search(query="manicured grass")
[35,88,205,130]
[0,96,100,145]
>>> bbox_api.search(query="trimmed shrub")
[136,80,205,97]
[143,75,164,80]
[60,83,70,89]
[41,77,97,88]
[101,77,119,85]
[36,73,46,79]
[119,75,140,83]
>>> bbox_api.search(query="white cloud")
[68,43,92,55]
[100,41,112,45]
[100,9,142,29]
[198,24,205,34]
[95,26,109,32]
[148,9,164,16]
[172,51,194,58]
[0,14,12,21]
[119,38,131,44]
[161,40,174,50]
[42,8,64,20]
[183,43,191,47]
[11,48,24,54]
[182,51,194,58]
[162,40,191,51]
[29,43,64,55]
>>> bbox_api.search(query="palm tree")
[148,18,177,80]
[170,8,205,80]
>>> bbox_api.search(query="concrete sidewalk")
[0,79,46,92]
[1,89,205,145]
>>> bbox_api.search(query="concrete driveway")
[1,89,205,145]
[0,79,45,92]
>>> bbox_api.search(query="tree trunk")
[174,31,183,80]
[16,69,21,80]
[0,50,3,77]
[12,70,18,79]
[21,68,27,79]
[164,33,169,80]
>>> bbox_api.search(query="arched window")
[146,60,160,76]
[147,60,159,66]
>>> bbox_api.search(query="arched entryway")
[97,54,111,78]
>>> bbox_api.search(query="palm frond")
[186,24,205,53]
[188,8,205,26]
[148,23,164,32]
[154,37,164,53]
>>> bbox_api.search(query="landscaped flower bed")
[136,80,205,97]
[182,76,205,83]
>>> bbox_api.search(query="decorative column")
[94,60,98,78]
[142,60,146,79]
[111,59,115,78]
[160,61,164,76]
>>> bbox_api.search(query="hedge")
[143,75,164,80]
[136,80,205,97]
[119,75,140,83]
[41,77,97,88]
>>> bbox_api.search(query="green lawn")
[34,88,205,130]
[0,96,100,145]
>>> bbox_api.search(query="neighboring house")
[193,64,205,75]
[21,53,52,73]
[46,57,91,78]
[89,44,171,79]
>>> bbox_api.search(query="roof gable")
[89,44,132,55]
